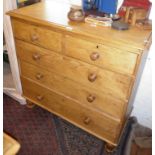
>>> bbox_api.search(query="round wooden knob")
[31,34,38,41]
[35,73,44,80]
[96,45,99,49]
[36,95,44,101]
[87,94,96,103]
[32,53,40,60]
[83,117,91,125]
[90,52,100,61]
[88,73,97,82]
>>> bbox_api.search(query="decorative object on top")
[85,15,112,27]
[82,0,123,26]
[82,0,94,10]
[97,0,118,15]
[124,7,149,26]
[117,0,152,28]
[68,5,85,22]
[83,0,119,15]
[112,21,129,30]
[136,19,152,30]
[119,0,152,17]
[112,14,121,21]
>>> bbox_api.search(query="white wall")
[131,47,152,128]
[45,0,82,5]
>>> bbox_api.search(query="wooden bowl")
[68,6,85,22]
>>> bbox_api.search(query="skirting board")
[3,88,26,105]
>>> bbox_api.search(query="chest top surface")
[8,1,151,52]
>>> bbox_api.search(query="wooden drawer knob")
[90,52,100,61]
[87,94,96,102]
[96,45,99,49]
[36,95,44,101]
[35,73,44,80]
[88,73,97,82]
[31,34,39,41]
[32,53,41,60]
[83,117,91,125]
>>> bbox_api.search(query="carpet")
[3,94,135,155]
[3,94,104,155]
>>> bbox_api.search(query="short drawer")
[12,19,62,52]
[65,35,138,75]
[21,77,122,145]
[16,40,133,100]
[20,61,126,119]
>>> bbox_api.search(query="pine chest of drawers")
[8,1,151,149]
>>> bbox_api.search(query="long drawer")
[20,61,126,119]
[65,35,138,75]
[16,40,133,100]
[21,77,122,145]
[12,19,62,53]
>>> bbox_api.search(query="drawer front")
[20,61,126,119]
[12,19,62,52]
[65,35,138,75]
[21,77,121,145]
[16,40,133,100]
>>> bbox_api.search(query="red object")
[122,0,151,10]
[119,0,152,17]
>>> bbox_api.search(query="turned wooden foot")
[26,100,35,108]
[105,143,116,153]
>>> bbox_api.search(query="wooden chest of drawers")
[8,1,151,149]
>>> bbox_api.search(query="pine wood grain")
[12,19,62,53]
[16,39,133,101]
[20,61,126,120]
[21,77,121,145]
[65,35,139,75]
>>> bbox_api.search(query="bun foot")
[26,100,35,108]
[105,143,116,153]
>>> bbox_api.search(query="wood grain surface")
[12,19,62,52]
[20,61,126,120]
[21,77,121,145]
[65,35,139,75]
[16,39,133,101]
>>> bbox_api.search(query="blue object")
[83,0,118,15]
[98,0,118,14]
[82,0,94,10]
